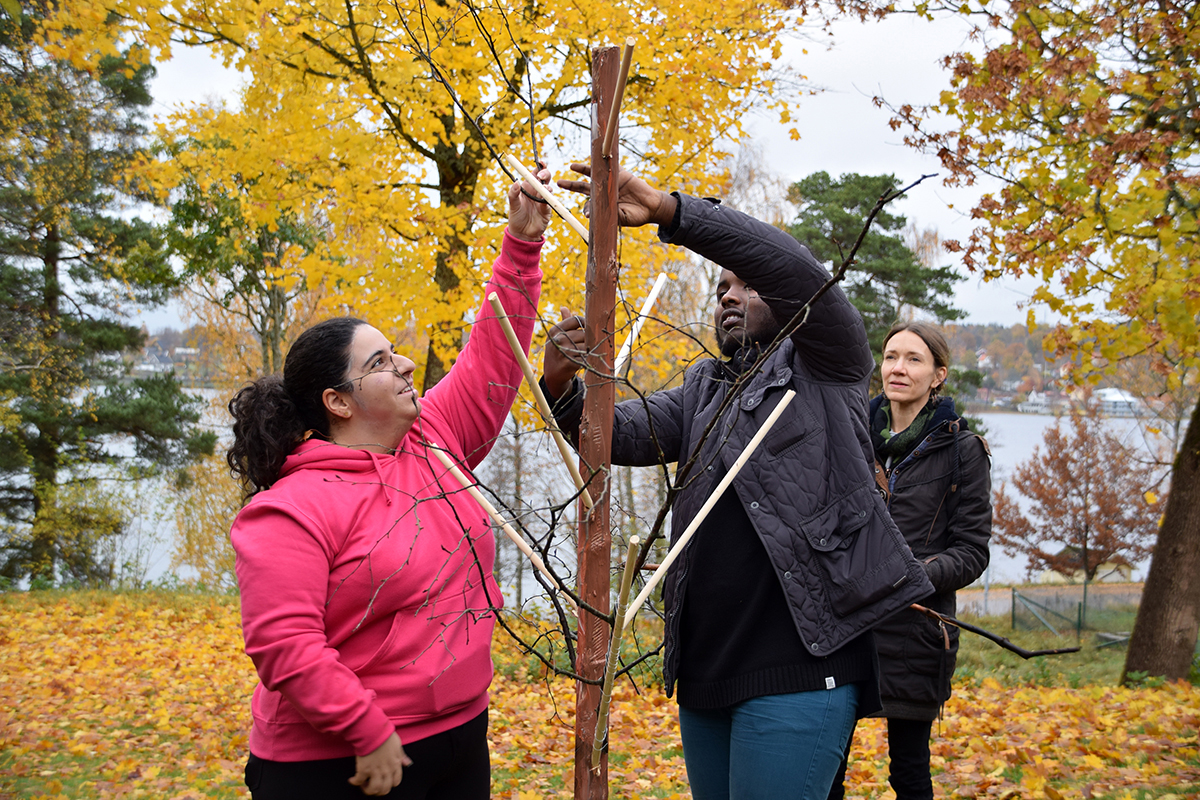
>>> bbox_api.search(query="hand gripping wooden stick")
[612,272,669,378]
[624,389,797,627]
[591,534,640,771]
[431,447,577,616]
[487,292,595,510]
[503,154,589,242]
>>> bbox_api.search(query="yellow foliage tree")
[43,0,806,394]
[146,119,336,385]
[171,450,241,591]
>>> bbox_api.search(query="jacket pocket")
[765,408,821,459]
[901,613,959,705]
[802,487,910,617]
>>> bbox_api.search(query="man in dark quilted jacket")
[542,164,933,800]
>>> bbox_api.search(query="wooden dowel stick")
[591,535,640,771]
[431,447,577,616]
[612,272,668,378]
[503,154,589,242]
[601,38,636,159]
[624,390,797,627]
[488,292,595,510]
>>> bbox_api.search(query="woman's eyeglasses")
[329,362,405,391]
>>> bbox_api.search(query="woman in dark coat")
[829,322,992,800]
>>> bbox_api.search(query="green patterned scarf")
[874,397,936,461]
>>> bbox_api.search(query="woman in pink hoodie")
[226,170,551,799]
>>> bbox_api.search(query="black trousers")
[827,717,934,800]
[245,709,490,800]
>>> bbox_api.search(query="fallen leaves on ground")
[1,593,1197,799]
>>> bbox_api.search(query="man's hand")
[544,307,586,400]
[556,163,677,228]
[349,732,411,796]
[507,163,554,241]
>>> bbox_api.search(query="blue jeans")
[678,684,860,800]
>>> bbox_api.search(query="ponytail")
[227,376,306,495]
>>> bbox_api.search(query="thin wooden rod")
[431,447,577,615]
[503,154,589,242]
[624,390,797,627]
[601,38,636,159]
[487,292,595,510]
[612,272,668,378]
[590,534,640,771]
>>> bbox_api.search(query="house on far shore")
[1018,390,1052,414]
[1094,387,1145,417]
[132,349,173,377]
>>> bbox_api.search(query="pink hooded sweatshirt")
[231,232,542,762]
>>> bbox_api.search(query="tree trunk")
[29,224,64,581]
[422,125,480,392]
[573,46,619,800]
[1122,398,1200,682]
[421,247,460,391]
[264,280,287,375]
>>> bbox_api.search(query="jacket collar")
[724,339,795,411]
[869,395,963,456]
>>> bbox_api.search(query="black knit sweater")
[675,464,879,712]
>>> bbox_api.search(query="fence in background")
[958,582,1143,641]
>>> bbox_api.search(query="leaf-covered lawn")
[1,593,1197,799]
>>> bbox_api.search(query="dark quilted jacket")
[869,395,992,719]
[550,194,936,696]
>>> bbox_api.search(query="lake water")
[134,405,1166,591]
[971,411,1165,585]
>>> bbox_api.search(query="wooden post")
[574,45,620,800]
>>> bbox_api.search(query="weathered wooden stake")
[574,45,620,800]
[612,272,669,378]
[503,154,589,242]
[591,535,640,771]
[430,447,577,616]
[624,390,798,627]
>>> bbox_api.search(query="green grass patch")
[954,613,1131,687]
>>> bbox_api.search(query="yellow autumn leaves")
[0,593,252,799]
[2,592,1198,799]
[30,0,801,396]
[924,0,1200,382]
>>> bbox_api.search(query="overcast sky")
[752,13,1050,328]
[144,12,1046,331]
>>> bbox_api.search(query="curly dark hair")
[227,317,367,495]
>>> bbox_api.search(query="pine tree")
[0,6,214,584]
[786,172,964,355]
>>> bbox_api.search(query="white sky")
[143,12,1048,331]
[752,13,1048,328]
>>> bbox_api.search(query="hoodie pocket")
[803,487,909,616]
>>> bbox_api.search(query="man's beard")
[716,325,782,359]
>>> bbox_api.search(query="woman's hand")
[507,163,554,241]
[556,163,677,228]
[349,732,411,796]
